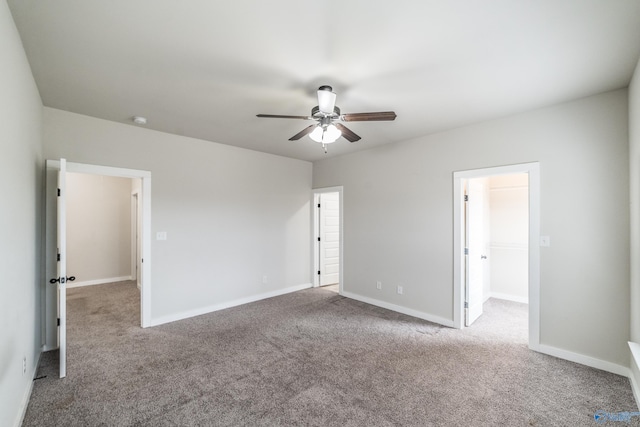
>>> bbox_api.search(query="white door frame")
[312,186,344,293]
[453,162,540,351]
[46,160,152,328]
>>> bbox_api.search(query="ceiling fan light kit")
[257,85,396,153]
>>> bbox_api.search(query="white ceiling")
[8,0,640,162]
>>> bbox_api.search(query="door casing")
[44,160,152,350]
[453,162,540,351]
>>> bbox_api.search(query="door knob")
[49,276,76,284]
[481,255,487,260]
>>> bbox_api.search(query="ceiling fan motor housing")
[312,105,340,118]
[317,85,337,114]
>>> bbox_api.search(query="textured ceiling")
[8,0,640,162]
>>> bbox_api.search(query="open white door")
[56,158,68,378]
[465,178,486,326]
[319,192,340,286]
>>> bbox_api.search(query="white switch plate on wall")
[540,236,550,247]
[156,231,167,240]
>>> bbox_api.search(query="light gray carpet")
[23,281,638,426]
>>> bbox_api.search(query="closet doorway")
[313,187,343,293]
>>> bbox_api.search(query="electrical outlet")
[397,285,403,295]
[22,357,26,375]
[376,281,382,290]
[262,275,268,284]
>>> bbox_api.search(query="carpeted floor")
[23,281,638,426]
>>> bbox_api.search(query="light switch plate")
[156,231,167,241]
[540,236,550,247]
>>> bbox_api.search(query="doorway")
[464,174,529,326]
[453,163,540,351]
[44,160,152,356]
[312,187,343,293]
[65,172,139,289]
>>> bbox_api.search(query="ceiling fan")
[257,85,397,153]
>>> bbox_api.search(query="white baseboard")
[534,343,630,378]
[15,350,42,427]
[490,292,528,304]
[67,276,133,288]
[149,283,313,327]
[340,291,455,328]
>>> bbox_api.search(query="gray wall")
[0,2,44,426]
[313,89,630,368]
[43,108,312,324]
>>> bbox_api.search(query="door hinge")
[317,203,321,208]
[464,195,468,202]
[464,302,469,309]
[57,188,61,197]
[464,247,469,255]
[317,270,321,275]
[317,237,321,242]
[57,253,60,261]
[57,318,60,326]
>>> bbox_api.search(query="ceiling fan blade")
[335,123,361,143]
[256,114,311,120]
[341,112,397,122]
[289,124,318,141]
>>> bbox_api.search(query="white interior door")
[319,192,340,286]
[56,158,68,378]
[132,192,142,289]
[465,178,486,326]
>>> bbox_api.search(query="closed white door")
[319,192,340,286]
[465,178,486,326]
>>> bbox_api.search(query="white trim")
[67,276,133,288]
[341,291,455,328]
[46,160,152,328]
[14,351,41,427]
[150,283,313,327]
[629,342,640,369]
[629,342,640,409]
[536,344,630,378]
[631,373,640,412]
[490,292,528,304]
[453,162,540,351]
[312,186,344,295]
